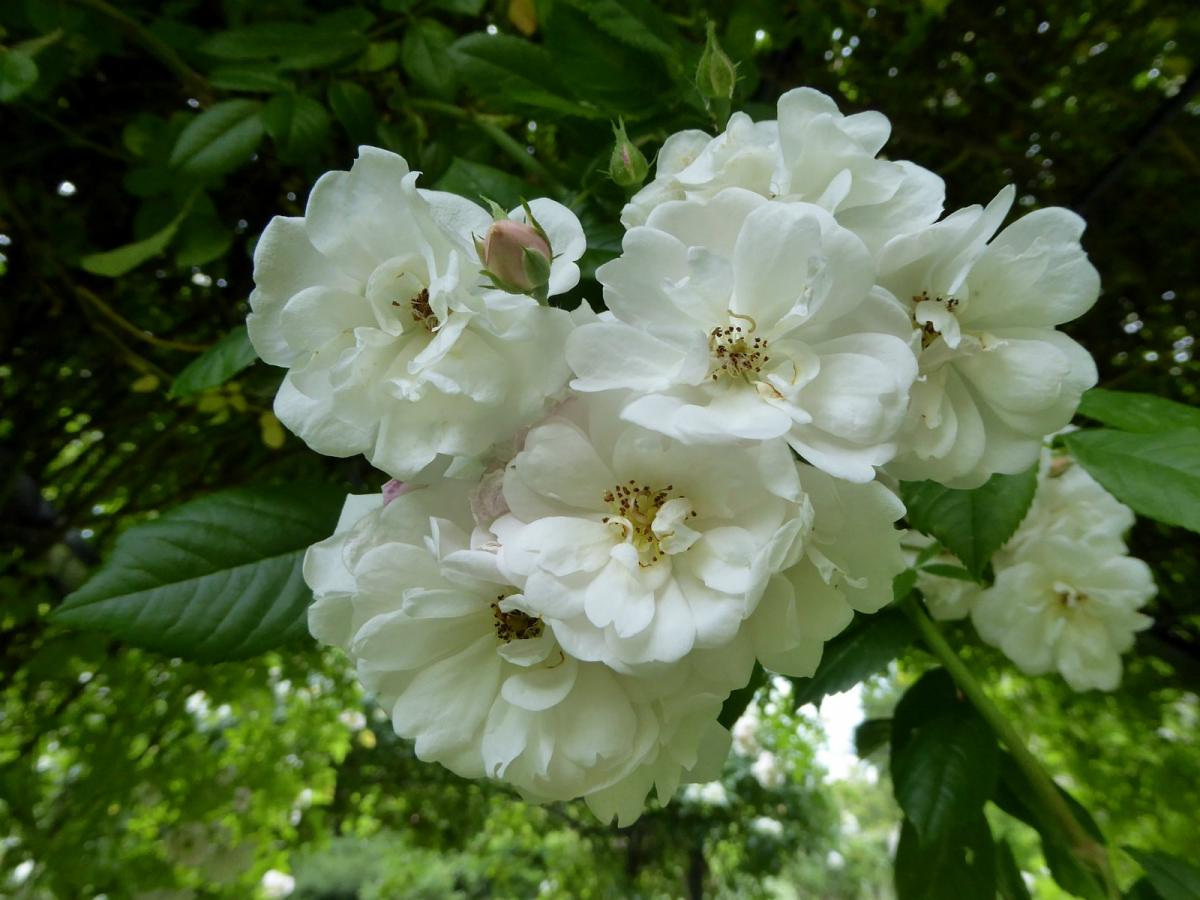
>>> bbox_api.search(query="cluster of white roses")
[915,443,1156,691]
[247,88,1109,822]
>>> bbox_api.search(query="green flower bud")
[609,118,649,189]
[696,21,737,102]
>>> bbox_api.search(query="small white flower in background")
[878,187,1100,488]
[574,191,918,482]
[621,87,945,255]
[731,706,761,757]
[972,537,1154,691]
[751,749,785,788]
[247,147,584,481]
[1001,450,1134,562]
[337,709,367,731]
[682,780,730,807]
[826,849,847,870]
[260,869,295,899]
[492,393,813,670]
[750,816,785,837]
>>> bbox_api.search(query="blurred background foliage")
[1,0,1197,896]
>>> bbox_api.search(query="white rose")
[749,466,907,676]
[879,187,1100,488]
[492,393,814,670]
[247,146,584,481]
[971,538,1154,691]
[751,749,785,788]
[305,481,754,821]
[573,190,918,483]
[622,88,944,254]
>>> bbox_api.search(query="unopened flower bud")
[480,218,552,298]
[696,21,737,103]
[609,119,649,189]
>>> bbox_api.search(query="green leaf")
[1062,429,1200,533]
[80,196,196,277]
[992,753,1107,900]
[208,65,295,93]
[542,5,672,113]
[1076,388,1200,434]
[52,484,344,661]
[169,100,264,177]
[201,24,367,70]
[433,0,486,14]
[402,19,458,100]
[994,839,1033,900]
[435,159,527,211]
[718,662,765,729]
[892,702,999,843]
[0,47,39,103]
[791,609,916,708]
[894,813,996,900]
[1125,849,1200,900]
[559,0,680,61]
[900,466,1039,579]
[889,669,1000,845]
[327,80,377,144]
[169,326,258,398]
[174,194,232,267]
[451,33,602,118]
[262,93,331,162]
[854,717,891,758]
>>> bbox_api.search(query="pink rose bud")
[482,219,552,294]
[382,479,414,505]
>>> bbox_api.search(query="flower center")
[409,288,438,333]
[1054,584,1088,609]
[491,595,543,643]
[709,313,769,380]
[602,481,696,567]
[913,291,960,349]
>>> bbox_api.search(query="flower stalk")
[899,593,1121,899]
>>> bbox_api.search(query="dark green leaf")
[854,718,891,758]
[892,707,998,843]
[559,0,680,62]
[201,24,366,70]
[1076,388,1200,434]
[52,484,344,661]
[900,466,1039,578]
[1125,849,1200,900]
[451,33,601,118]
[791,609,916,708]
[995,839,1033,900]
[169,100,264,177]
[401,19,458,100]
[435,159,528,211]
[894,813,996,900]
[263,94,331,162]
[0,47,39,103]
[717,662,765,729]
[327,80,377,145]
[80,196,195,277]
[433,0,487,16]
[208,65,294,93]
[174,194,232,267]
[992,752,1107,900]
[169,326,258,398]
[1062,429,1200,533]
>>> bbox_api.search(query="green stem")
[899,594,1121,899]
[408,98,569,197]
[67,0,211,101]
